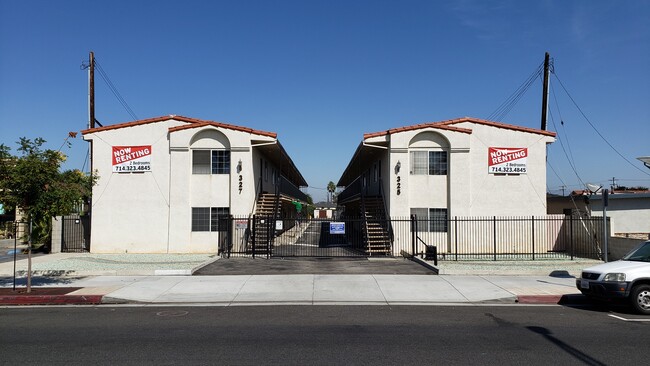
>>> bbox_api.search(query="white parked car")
[577,241,650,314]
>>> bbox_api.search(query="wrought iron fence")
[224,216,367,258]
[60,215,90,252]
[406,215,605,261]
[219,214,605,261]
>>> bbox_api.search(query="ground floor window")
[192,207,230,231]
[410,207,448,232]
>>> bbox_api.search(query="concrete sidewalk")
[0,274,582,306]
[0,253,597,306]
[63,274,581,305]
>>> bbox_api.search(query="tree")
[0,137,96,291]
[327,181,336,203]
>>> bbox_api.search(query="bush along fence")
[217,214,607,261]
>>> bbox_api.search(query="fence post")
[570,214,574,260]
[252,215,256,259]
[531,216,535,261]
[493,216,497,261]
[267,215,272,259]
[227,215,233,259]
[454,216,458,261]
[410,215,416,257]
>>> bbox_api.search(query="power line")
[550,81,576,167]
[94,59,139,121]
[547,93,585,188]
[487,62,544,122]
[553,72,650,177]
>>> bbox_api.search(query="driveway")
[194,257,437,275]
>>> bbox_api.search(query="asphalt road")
[1,305,648,365]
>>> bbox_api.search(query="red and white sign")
[112,146,152,173]
[488,147,527,174]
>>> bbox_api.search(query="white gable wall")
[457,122,553,216]
[369,123,554,218]
[84,119,186,253]
[85,118,279,253]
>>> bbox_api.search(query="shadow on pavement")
[0,276,83,287]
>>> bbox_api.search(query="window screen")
[192,151,211,174]
[410,208,429,232]
[410,151,428,175]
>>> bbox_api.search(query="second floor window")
[410,150,447,175]
[193,150,230,174]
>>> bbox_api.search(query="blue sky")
[1,0,648,202]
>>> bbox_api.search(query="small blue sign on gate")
[329,222,345,235]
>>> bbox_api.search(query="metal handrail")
[337,175,362,203]
[378,178,394,243]
[411,215,438,265]
[278,175,309,203]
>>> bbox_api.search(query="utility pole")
[87,51,95,226]
[89,51,95,129]
[610,177,617,190]
[540,52,551,131]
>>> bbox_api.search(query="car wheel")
[630,284,650,315]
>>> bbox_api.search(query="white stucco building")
[82,115,308,254]
[589,192,650,237]
[338,117,556,216]
[336,117,557,255]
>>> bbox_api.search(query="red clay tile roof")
[363,117,557,140]
[81,115,277,138]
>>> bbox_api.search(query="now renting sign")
[112,146,152,173]
[488,147,527,174]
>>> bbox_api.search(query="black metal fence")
[408,215,606,261]
[220,214,606,261]
[223,216,368,258]
[60,215,90,252]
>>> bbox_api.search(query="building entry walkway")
[193,257,436,276]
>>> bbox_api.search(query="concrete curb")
[0,294,103,306]
[516,294,588,305]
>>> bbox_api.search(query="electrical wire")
[550,81,577,167]
[94,59,139,121]
[487,62,544,122]
[547,101,584,188]
[553,72,650,177]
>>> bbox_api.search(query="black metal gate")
[225,216,371,258]
[61,215,90,252]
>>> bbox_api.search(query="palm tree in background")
[327,181,336,203]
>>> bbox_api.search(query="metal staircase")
[361,196,391,256]
[250,192,279,256]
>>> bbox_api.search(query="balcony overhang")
[253,140,308,188]
[337,141,388,187]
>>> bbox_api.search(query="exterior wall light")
[395,161,401,174]
[237,159,242,173]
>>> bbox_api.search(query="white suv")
[577,241,650,314]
